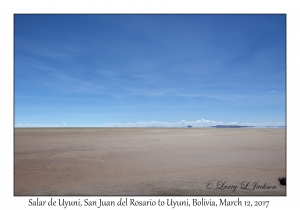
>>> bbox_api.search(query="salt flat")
[14,128,286,195]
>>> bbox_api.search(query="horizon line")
[14,125,286,128]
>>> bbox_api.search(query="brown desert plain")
[14,128,286,196]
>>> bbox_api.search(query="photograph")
[14,14,286,196]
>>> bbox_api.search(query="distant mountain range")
[211,125,252,128]
[211,125,286,128]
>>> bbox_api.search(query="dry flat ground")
[14,128,286,196]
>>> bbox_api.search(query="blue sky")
[14,14,286,127]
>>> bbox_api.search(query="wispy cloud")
[15,37,85,60]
